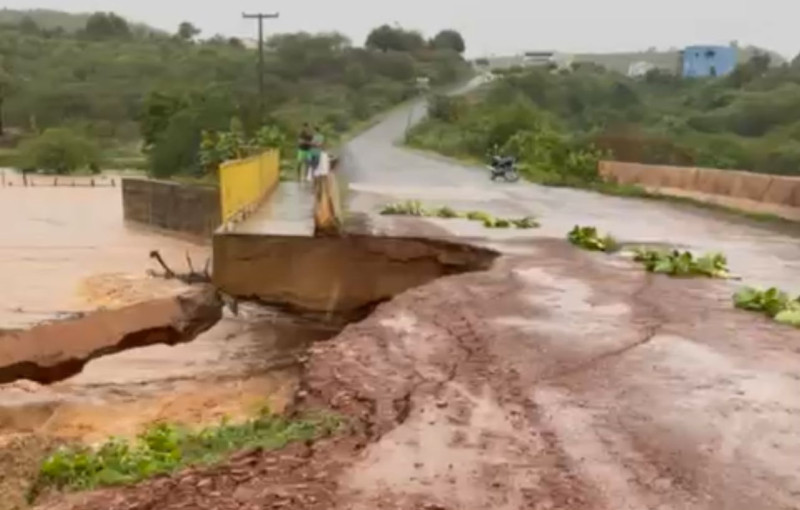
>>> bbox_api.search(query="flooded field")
[0,180,209,328]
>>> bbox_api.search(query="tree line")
[0,11,469,176]
[410,53,800,181]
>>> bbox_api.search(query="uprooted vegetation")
[567,225,619,252]
[565,224,731,279]
[32,409,341,496]
[380,200,539,229]
[632,248,731,278]
[734,287,800,327]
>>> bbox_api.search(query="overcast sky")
[4,0,797,58]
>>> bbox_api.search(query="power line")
[242,12,280,120]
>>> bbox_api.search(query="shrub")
[428,94,467,123]
[18,128,99,174]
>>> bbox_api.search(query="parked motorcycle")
[488,154,520,183]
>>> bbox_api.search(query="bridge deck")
[231,182,315,237]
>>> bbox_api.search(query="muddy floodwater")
[0,181,208,329]
[0,181,338,446]
[0,304,338,443]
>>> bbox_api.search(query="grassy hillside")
[0,12,470,176]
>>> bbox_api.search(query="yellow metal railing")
[218,150,279,223]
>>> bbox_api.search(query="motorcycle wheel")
[505,171,520,183]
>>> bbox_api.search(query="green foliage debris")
[380,202,540,230]
[380,200,429,217]
[632,248,730,278]
[733,286,800,327]
[568,226,619,253]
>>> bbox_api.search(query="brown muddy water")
[0,182,208,329]
[0,184,341,483]
[0,304,339,442]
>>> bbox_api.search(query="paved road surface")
[343,77,800,291]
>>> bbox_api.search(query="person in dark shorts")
[297,123,313,181]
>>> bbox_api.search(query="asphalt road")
[342,77,800,291]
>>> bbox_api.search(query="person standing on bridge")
[297,123,313,182]
[307,126,325,182]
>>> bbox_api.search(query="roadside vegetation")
[409,52,800,189]
[380,200,539,229]
[0,10,470,177]
[32,409,340,495]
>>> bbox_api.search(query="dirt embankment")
[36,240,800,510]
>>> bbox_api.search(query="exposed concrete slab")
[0,286,222,384]
[212,233,497,314]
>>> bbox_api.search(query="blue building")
[682,45,738,78]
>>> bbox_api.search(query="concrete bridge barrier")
[121,178,220,236]
[219,150,280,226]
[599,160,800,221]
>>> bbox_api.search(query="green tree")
[83,12,131,40]
[366,25,425,52]
[18,128,99,173]
[18,16,40,34]
[177,22,200,41]
[431,30,465,54]
[140,91,188,149]
[0,66,10,136]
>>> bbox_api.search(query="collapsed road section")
[0,231,497,386]
[37,239,800,510]
[213,233,499,315]
[0,286,222,385]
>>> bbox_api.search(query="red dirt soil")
[35,240,800,510]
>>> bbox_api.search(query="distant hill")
[0,8,159,35]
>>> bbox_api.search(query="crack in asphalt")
[540,273,667,384]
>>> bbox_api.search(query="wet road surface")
[342,78,800,291]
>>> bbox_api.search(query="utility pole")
[242,12,279,119]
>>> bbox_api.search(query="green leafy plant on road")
[733,287,800,327]
[380,202,540,229]
[510,216,540,229]
[380,200,430,216]
[483,217,511,228]
[435,206,460,218]
[34,409,341,494]
[632,248,730,278]
[568,225,619,253]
